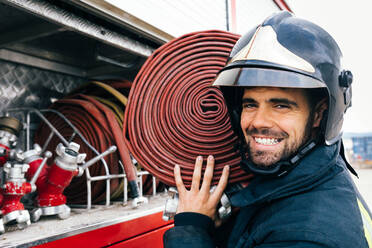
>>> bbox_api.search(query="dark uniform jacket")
[163,143,372,247]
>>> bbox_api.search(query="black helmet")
[213,11,353,176]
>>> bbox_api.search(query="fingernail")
[225,165,230,171]
[208,155,214,161]
[197,156,203,161]
[174,164,179,170]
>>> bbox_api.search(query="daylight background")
[287,0,372,134]
[108,0,372,134]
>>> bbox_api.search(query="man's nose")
[250,107,273,129]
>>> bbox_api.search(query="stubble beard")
[246,136,301,169]
[245,115,314,169]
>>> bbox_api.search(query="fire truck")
[0,1,290,247]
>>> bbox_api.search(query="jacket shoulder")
[249,168,368,247]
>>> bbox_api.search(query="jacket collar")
[230,142,344,207]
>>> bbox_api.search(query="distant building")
[352,136,372,161]
[343,133,372,163]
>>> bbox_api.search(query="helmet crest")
[213,11,352,145]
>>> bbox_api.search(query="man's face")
[240,87,318,167]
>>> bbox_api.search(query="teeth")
[254,137,279,145]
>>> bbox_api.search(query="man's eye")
[242,103,256,109]
[275,104,290,109]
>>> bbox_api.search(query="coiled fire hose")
[35,81,139,204]
[124,30,253,187]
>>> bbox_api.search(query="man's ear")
[312,98,328,128]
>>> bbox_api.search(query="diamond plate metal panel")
[0,60,85,112]
[0,60,86,149]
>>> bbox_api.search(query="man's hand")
[174,155,230,220]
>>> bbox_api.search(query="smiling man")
[163,11,372,248]
[242,87,313,167]
[240,87,327,170]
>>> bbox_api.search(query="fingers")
[191,156,203,191]
[200,155,214,193]
[176,155,230,200]
[174,164,186,196]
[211,165,230,203]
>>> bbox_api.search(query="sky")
[287,0,372,133]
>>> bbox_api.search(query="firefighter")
[163,11,372,248]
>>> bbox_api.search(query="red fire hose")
[124,30,253,187]
[35,82,139,204]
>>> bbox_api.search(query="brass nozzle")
[0,116,22,136]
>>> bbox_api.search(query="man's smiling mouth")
[254,137,282,145]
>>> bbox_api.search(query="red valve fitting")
[24,144,50,192]
[0,144,9,166]
[36,164,79,207]
[0,160,33,231]
[32,142,86,221]
[1,181,33,215]
[0,148,50,232]
[0,116,21,166]
[31,142,116,222]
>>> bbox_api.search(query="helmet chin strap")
[239,139,317,178]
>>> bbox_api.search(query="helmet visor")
[213,67,326,89]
